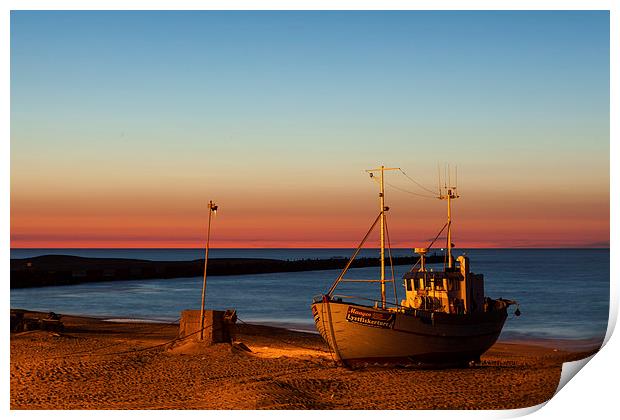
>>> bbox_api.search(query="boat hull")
[311,300,507,367]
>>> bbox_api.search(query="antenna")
[437,164,441,196]
[455,165,458,190]
[437,163,459,270]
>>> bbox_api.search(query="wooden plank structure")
[11,310,64,333]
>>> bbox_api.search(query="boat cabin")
[401,251,485,315]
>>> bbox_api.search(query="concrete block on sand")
[179,309,231,344]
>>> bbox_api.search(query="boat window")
[406,279,412,291]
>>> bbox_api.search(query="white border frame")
[3,2,617,419]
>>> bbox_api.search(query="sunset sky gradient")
[10,11,609,248]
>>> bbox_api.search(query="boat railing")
[330,293,404,310]
[331,294,446,320]
[318,293,514,317]
[339,279,386,283]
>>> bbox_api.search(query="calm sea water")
[10,248,609,342]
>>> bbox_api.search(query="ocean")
[10,248,610,342]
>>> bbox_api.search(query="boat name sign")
[345,306,395,329]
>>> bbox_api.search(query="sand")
[10,311,601,410]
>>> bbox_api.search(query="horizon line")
[10,246,611,250]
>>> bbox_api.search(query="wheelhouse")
[402,253,485,315]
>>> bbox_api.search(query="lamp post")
[199,200,218,340]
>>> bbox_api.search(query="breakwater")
[10,254,445,289]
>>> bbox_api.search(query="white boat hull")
[311,299,507,367]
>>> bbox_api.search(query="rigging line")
[236,317,325,352]
[399,168,438,195]
[385,181,436,199]
[326,212,382,297]
[47,319,211,360]
[428,222,449,249]
[45,317,182,360]
[331,294,404,309]
[407,222,449,272]
[444,220,451,272]
[383,214,398,305]
[96,322,215,357]
[372,173,434,198]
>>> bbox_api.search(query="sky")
[10,10,610,248]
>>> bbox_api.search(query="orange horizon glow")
[11,218,609,249]
[10,11,610,253]
[11,183,609,249]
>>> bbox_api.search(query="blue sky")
[10,10,610,247]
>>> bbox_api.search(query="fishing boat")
[311,165,519,368]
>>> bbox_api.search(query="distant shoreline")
[10,254,445,289]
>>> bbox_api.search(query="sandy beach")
[10,310,600,410]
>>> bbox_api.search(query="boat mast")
[379,166,386,306]
[439,166,458,269]
[367,165,399,308]
[446,191,453,269]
